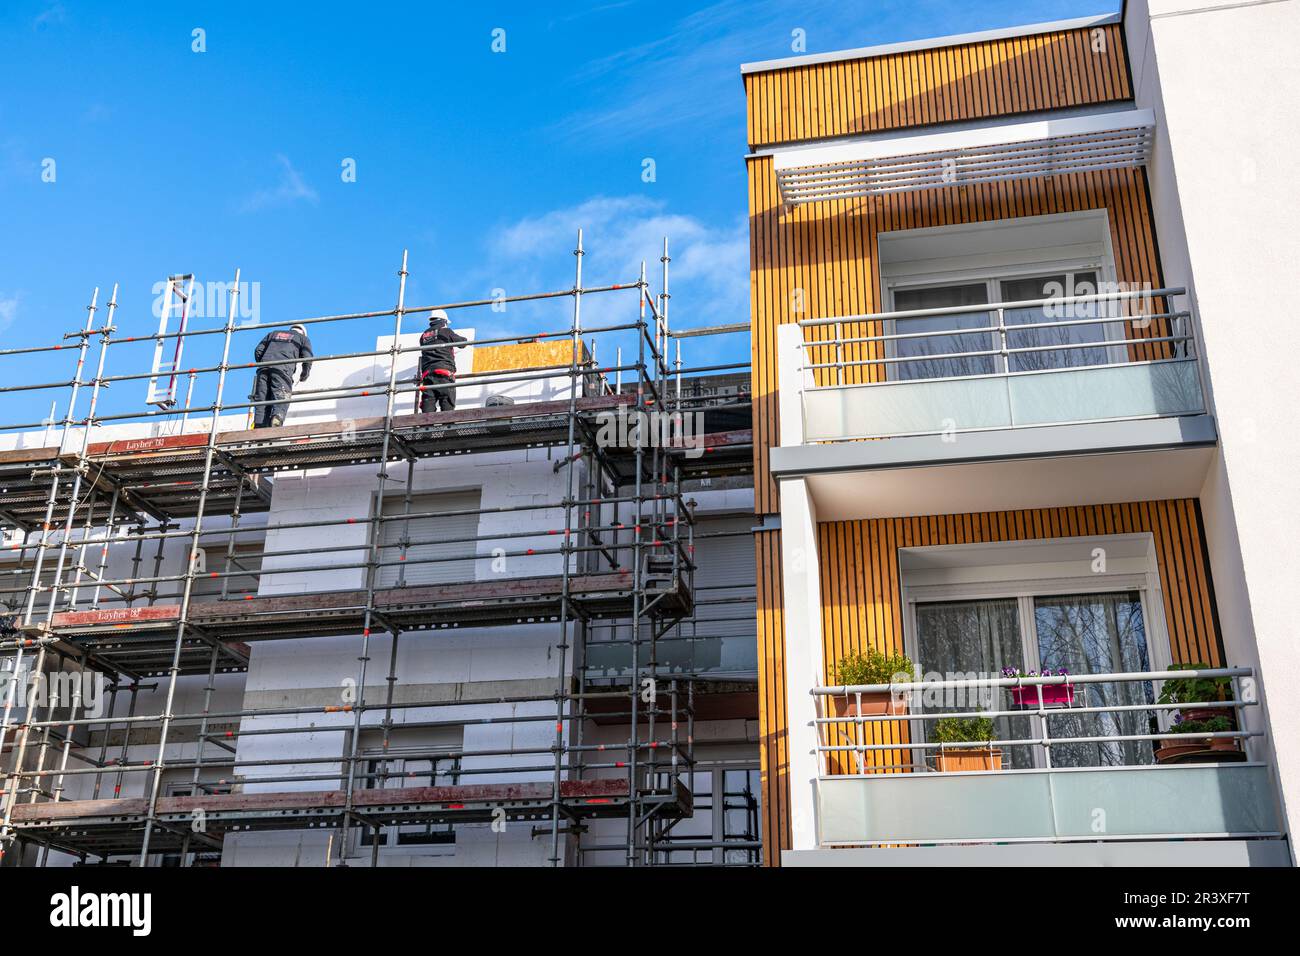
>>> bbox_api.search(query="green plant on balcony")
[1169,715,1233,736]
[834,647,914,686]
[933,715,995,743]
[827,647,914,718]
[1158,661,1237,742]
[1157,662,1230,713]
[932,714,1001,772]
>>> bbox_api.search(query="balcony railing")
[797,287,1206,443]
[808,667,1281,847]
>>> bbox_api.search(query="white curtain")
[915,598,1033,769]
[1034,590,1154,767]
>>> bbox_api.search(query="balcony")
[771,287,1218,520]
[792,668,1287,865]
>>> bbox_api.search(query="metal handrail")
[798,285,1186,327]
[797,286,1195,392]
[811,666,1257,776]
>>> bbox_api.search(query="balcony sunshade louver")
[774,109,1155,204]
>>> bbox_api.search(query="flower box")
[1009,683,1075,707]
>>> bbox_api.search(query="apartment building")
[743,3,1298,865]
[0,268,761,866]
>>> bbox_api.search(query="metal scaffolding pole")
[548,229,584,867]
[0,238,750,867]
[337,250,408,866]
[0,286,109,859]
[138,271,240,864]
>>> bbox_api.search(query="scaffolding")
[0,234,756,867]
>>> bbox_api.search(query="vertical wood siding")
[818,500,1224,679]
[744,24,1129,149]
[754,528,789,863]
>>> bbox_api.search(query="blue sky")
[0,0,1115,426]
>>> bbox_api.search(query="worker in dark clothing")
[416,310,467,413]
[251,323,313,428]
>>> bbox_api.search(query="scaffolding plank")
[11,779,632,823]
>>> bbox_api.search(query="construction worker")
[416,310,467,413]
[251,323,313,428]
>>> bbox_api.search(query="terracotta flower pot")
[1178,706,1230,724]
[1155,736,1242,763]
[828,690,908,718]
[935,748,1002,772]
[1155,741,1208,764]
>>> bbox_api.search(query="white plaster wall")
[218,335,585,865]
[1128,0,1300,858]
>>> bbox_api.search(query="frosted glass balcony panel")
[1008,360,1204,427]
[816,765,1278,846]
[803,377,1011,441]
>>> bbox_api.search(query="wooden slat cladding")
[744,24,1129,149]
[754,528,789,864]
[747,162,1166,513]
[817,500,1224,675]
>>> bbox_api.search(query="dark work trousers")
[252,367,294,427]
[417,370,456,413]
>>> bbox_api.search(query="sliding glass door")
[912,589,1156,770]
[888,268,1115,381]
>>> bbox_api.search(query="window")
[889,270,1108,381]
[190,542,263,602]
[902,536,1169,770]
[892,283,994,380]
[650,764,761,866]
[375,490,480,589]
[351,726,463,857]
[157,778,233,868]
[880,210,1119,382]
[1,561,61,613]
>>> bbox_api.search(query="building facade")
[743,4,1298,865]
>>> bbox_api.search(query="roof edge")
[740,11,1121,76]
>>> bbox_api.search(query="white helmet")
[290,323,307,335]
[428,309,449,325]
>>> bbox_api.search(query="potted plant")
[1155,714,1242,763]
[1003,666,1075,707]
[932,715,1001,771]
[1157,662,1233,724]
[828,647,914,718]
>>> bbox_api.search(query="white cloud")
[458,195,747,345]
[239,154,319,213]
[0,294,19,333]
[32,2,67,30]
